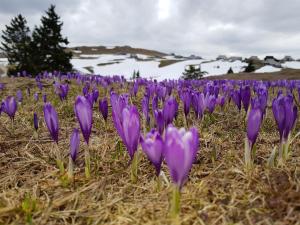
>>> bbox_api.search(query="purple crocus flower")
[43,94,47,103]
[247,106,262,149]
[59,84,69,100]
[232,89,241,111]
[192,92,205,119]
[121,105,140,159]
[99,97,108,121]
[140,129,163,176]
[16,90,23,103]
[33,112,38,131]
[3,96,17,120]
[216,95,226,108]
[240,85,251,112]
[152,95,158,114]
[164,125,199,189]
[180,90,191,118]
[70,128,80,162]
[74,96,93,144]
[163,96,178,125]
[272,94,297,142]
[92,89,99,103]
[154,109,164,135]
[111,92,129,140]
[85,93,94,107]
[133,81,139,96]
[142,95,150,125]
[205,95,216,114]
[43,103,59,143]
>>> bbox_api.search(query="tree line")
[0,5,72,76]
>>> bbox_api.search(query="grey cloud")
[1,0,300,58]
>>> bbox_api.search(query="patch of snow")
[91,48,98,51]
[282,61,300,69]
[0,58,8,66]
[105,46,115,49]
[201,60,247,76]
[255,66,281,73]
[73,50,82,53]
[71,56,248,81]
[136,54,150,60]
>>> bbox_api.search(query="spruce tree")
[227,67,234,74]
[0,14,32,75]
[182,65,205,80]
[31,5,72,74]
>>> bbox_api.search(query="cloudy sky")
[1,0,300,58]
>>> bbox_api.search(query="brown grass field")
[0,75,300,225]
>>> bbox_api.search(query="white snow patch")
[71,56,248,81]
[255,66,281,73]
[282,61,300,69]
[0,58,8,66]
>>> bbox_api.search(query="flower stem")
[68,156,74,180]
[170,185,181,220]
[156,174,162,192]
[85,146,91,179]
[130,151,139,183]
[54,144,65,175]
[244,138,252,170]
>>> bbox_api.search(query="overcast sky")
[1,0,300,58]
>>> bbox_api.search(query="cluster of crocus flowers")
[272,93,298,162]
[111,92,141,182]
[74,95,93,179]
[140,125,199,218]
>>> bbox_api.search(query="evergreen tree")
[132,70,136,80]
[227,67,234,74]
[244,61,256,73]
[182,65,205,80]
[31,5,72,74]
[0,14,32,75]
[136,70,140,78]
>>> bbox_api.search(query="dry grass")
[158,60,183,68]
[0,77,300,225]
[208,68,300,80]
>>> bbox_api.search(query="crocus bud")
[3,96,17,120]
[99,97,108,121]
[121,105,140,160]
[247,107,263,149]
[43,103,59,143]
[164,125,199,189]
[140,129,163,176]
[74,96,93,145]
[33,112,38,131]
[70,128,80,162]
[154,109,164,135]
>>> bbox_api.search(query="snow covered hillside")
[71,53,248,80]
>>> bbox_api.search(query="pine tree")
[182,65,205,80]
[136,70,140,78]
[0,14,32,75]
[227,67,234,74]
[31,5,72,74]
